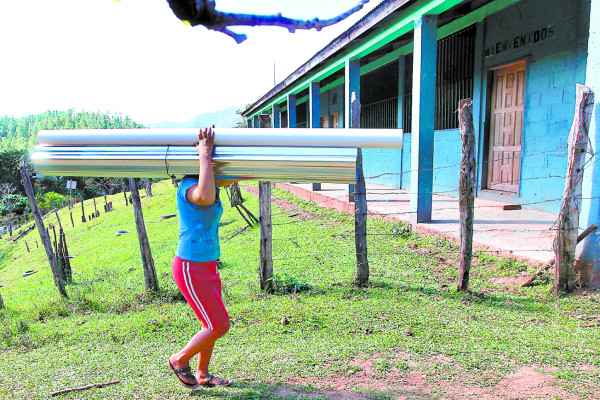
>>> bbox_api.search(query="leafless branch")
[0,183,17,206]
[167,0,370,43]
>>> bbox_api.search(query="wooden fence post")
[355,149,369,286]
[59,229,72,282]
[258,114,274,292]
[122,181,129,206]
[80,200,86,223]
[457,99,476,292]
[128,178,159,293]
[19,158,67,298]
[25,241,30,252]
[259,181,273,292]
[145,178,153,197]
[0,291,3,309]
[554,84,595,297]
[54,209,63,231]
[93,198,99,217]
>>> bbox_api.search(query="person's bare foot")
[196,373,232,387]
[168,355,199,388]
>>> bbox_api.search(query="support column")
[253,115,259,129]
[578,1,600,287]
[472,21,485,195]
[345,58,361,201]
[397,55,405,189]
[272,104,281,128]
[410,15,437,224]
[310,81,322,191]
[287,94,297,128]
[248,118,253,128]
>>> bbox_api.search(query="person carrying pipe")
[168,127,237,389]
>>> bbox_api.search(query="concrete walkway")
[277,182,558,264]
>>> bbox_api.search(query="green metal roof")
[242,0,522,119]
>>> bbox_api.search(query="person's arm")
[186,127,216,206]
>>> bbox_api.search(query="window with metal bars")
[360,61,399,129]
[404,24,476,132]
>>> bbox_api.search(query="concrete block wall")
[579,0,600,285]
[432,129,462,197]
[362,147,402,188]
[401,134,411,190]
[365,129,462,197]
[482,0,589,213]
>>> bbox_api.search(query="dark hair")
[182,175,198,180]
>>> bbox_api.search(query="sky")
[0,0,379,125]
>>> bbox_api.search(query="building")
[242,0,600,285]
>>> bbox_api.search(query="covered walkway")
[278,182,557,264]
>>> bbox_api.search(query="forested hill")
[0,110,144,151]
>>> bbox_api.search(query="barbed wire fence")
[1,89,597,311]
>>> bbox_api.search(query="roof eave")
[242,0,414,118]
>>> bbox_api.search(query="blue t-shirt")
[176,178,223,262]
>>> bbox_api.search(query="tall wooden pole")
[19,158,67,298]
[128,178,159,293]
[355,149,369,286]
[347,83,369,287]
[258,114,274,292]
[122,181,129,206]
[54,209,63,231]
[457,99,476,292]
[259,181,273,292]
[60,229,73,282]
[145,178,153,197]
[554,84,595,297]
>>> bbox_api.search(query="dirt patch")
[273,386,373,400]
[279,352,597,400]
[490,276,529,287]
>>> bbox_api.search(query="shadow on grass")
[316,278,544,314]
[188,381,414,400]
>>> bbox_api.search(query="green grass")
[0,180,598,400]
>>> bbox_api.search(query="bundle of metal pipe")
[36,128,403,148]
[31,146,358,183]
[32,128,403,183]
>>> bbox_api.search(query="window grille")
[403,24,476,132]
[435,25,476,130]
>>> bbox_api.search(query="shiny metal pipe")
[31,146,358,183]
[36,128,403,149]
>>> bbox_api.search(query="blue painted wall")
[481,0,590,213]
[579,0,600,283]
[363,0,590,214]
[362,147,402,188]
[363,128,461,195]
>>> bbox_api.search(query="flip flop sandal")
[168,358,199,389]
[199,374,233,388]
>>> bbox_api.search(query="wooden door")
[330,113,339,128]
[320,115,328,128]
[487,61,525,194]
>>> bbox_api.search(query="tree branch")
[167,0,370,43]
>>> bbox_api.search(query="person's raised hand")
[195,127,214,159]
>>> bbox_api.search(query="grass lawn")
[0,180,598,400]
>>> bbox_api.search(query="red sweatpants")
[172,256,229,330]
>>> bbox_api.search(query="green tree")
[39,192,67,212]
[0,110,145,199]
[0,149,31,196]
